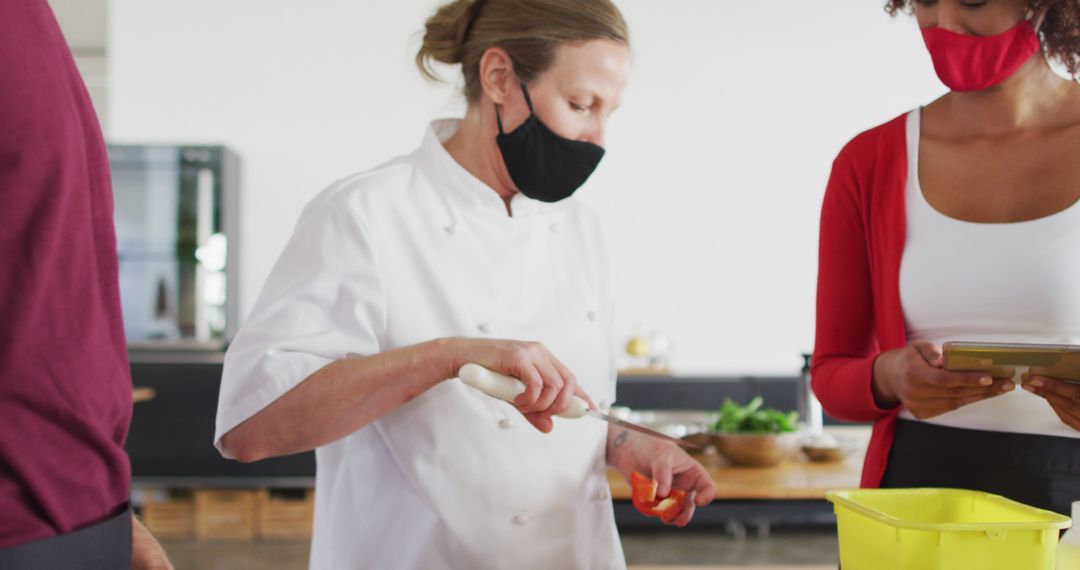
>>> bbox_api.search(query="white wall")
[109,0,946,375]
[50,0,109,127]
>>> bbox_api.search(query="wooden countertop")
[608,426,868,501]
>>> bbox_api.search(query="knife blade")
[457,363,702,451]
[579,409,701,450]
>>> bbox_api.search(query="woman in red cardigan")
[813,0,1080,515]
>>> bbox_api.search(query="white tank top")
[898,108,1080,439]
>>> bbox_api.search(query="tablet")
[942,341,1080,382]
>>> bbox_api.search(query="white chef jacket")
[214,119,625,570]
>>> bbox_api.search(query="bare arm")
[221,338,455,462]
[221,337,594,462]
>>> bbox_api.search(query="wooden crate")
[257,488,314,540]
[140,489,195,539]
[194,489,258,541]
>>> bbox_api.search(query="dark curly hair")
[885,0,1080,77]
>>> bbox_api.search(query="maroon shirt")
[0,0,132,548]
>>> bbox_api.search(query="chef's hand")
[872,342,1014,418]
[606,428,716,528]
[1022,374,1080,432]
[448,338,595,433]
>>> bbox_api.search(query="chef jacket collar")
[421,119,556,218]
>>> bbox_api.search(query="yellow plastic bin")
[827,488,1071,570]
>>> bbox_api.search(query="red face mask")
[921,20,1041,92]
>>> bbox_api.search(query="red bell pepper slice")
[630,471,686,523]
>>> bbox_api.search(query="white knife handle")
[457,363,589,419]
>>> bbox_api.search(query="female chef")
[813,0,1080,515]
[213,0,716,568]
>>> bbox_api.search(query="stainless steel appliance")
[109,145,240,347]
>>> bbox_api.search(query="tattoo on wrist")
[613,430,629,448]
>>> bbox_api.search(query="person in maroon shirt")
[0,1,170,567]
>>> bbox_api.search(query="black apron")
[882,419,1080,516]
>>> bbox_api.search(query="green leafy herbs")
[712,397,799,434]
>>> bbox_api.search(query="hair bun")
[417,0,478,78]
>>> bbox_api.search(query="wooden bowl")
[708,432,801,467]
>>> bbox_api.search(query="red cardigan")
[812,112,910,488]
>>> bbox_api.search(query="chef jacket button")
[512,512,529,525]
[593,489,610,501]
[444,224,456,235]
[498,418,512,429]
[586,310,597,322]
[549,223,560,233]
[477,322,490,334]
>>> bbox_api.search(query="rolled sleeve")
[214,189,386,456]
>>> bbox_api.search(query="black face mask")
[495,82,605,203]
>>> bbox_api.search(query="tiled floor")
[633,567,834,570]
[621,527,838,566]
[160,527,839,569]
[160,539,310,570]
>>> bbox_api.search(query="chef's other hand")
[449,338,595,433]
[1023,374,1080,432]
[607,430,716,527]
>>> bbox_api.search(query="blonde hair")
[417,0,630,102]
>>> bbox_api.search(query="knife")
[457,363,702,451]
